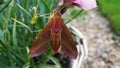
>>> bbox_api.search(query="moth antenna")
[33,6,52,18]
[32,30,42,33]
[38,13,52,18]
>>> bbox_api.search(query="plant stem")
[66,10,85,23]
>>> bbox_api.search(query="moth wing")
[61,23,78,59]
[50,33,61,53]
[30,23,51,58]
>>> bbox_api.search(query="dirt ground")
[69,9,120,68]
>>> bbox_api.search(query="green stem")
[66,10,85,23]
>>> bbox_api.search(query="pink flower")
[63,0,97,10]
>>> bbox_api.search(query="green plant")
[98,0,120,35]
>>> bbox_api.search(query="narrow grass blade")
[12,18,17,47]
[17,4,32,18]
[12,18,32,33]
[41,0,50,12]
[0,0,12,13]
[37,64,61,68]
[3,0,13,31]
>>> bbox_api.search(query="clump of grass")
[98,0,120,35]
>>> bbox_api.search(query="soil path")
[69,9,120,68]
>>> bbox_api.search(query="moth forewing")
[30,23,51,58]
[61,22,78,59]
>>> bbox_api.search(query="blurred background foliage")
[0,0,83,67]
[98,0,120,35]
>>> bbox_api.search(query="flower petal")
[63,0,97,10]
[73,0,97,10]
